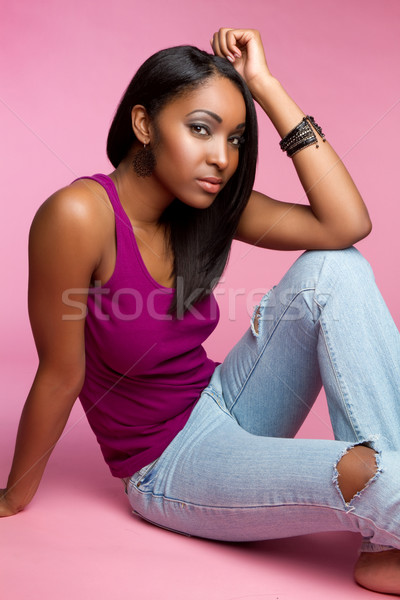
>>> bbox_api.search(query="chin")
[177,194,216,210]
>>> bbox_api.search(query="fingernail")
[227,55,234,62]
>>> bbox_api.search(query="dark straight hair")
[107,45,258,317]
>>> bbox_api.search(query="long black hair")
[107,45,258,317]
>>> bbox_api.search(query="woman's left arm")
[212,28,372,250]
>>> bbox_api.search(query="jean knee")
[300,246,370,273]
[283,248,371,300]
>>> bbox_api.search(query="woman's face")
[150,76,247,208]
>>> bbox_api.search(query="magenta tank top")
[78,174,219,478]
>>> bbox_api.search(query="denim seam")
[129,489,400,545]
[132,509,193,537]
[205,386,236,420]
[131,486,339,510]
[129,488,399,529]
[318,314,360,441]
[230,286,316,413]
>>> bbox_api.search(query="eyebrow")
[185,109,245,130]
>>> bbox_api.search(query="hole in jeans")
[334,443,380,508]
[251,305,262,336]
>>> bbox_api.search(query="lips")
[197,177,223,194]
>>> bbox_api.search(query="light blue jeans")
[125,248,400,552]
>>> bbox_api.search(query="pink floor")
[1,361,394,600]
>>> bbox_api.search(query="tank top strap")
[72,174,172,291]
[78,173,129,224]
[74,172,135,241]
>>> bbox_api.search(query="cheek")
[155,140,202,184]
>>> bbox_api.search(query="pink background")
[1,1,399,598]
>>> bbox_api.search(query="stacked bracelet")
[280,116,326,158]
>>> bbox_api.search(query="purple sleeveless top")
[78,174,219,477]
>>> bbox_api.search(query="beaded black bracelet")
[280,116,326,158]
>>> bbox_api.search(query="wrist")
[5,475,35,512]
[248,75,306,139]
[0,489,24,516]
[248,74,282,107]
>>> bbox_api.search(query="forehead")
[161,76,246,125]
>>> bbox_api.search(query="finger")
[211,29,228,59]
[211,32,222,57]
[225,29,243,59]
[216,27,235,61]
[213,28,236,62]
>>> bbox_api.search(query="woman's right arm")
[0,184,104,516]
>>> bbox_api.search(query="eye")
[189,124,210,136]
[229,134,245,147]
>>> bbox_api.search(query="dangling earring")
[132,143,156,177]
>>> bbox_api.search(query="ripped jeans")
[125,248,400,551]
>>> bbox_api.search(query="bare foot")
[354,550,400,595]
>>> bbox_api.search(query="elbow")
[334,214,372,249]
[59,374,85,400]
[34,362,85,405]
[354,201,373,241]
[351,214,373,244]
[55,371,85,401]
[359,207,373,237]
[364,216,373,237]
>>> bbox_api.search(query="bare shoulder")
[29,178,114,276]
[31,178,112,235]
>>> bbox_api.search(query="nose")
[206,138,229,171]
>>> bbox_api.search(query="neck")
[109,150,174,229]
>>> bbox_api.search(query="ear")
[131,105,151,145]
